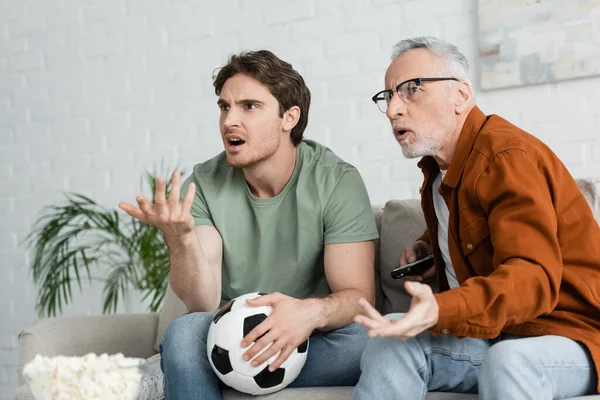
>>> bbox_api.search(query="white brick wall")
[1,0,600,397]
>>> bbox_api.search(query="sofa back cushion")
[376,199,428,315]
[576,178,600,224]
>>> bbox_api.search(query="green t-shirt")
[181,140,379,306]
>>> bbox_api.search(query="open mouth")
[395,129,409,139]
[227,138,246,147]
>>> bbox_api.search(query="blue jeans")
[160,312,368,400]
[352,313,597,400]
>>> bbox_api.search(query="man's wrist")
[164,230,196,249]
[303,298,328,330]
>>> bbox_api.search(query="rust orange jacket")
[418,106,600,391]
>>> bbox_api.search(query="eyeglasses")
[371,77,459,113]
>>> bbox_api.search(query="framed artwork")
[477,0,600,90]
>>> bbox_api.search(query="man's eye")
[245,103,257,110]
[219,104,229,112]
[407,86,419,94]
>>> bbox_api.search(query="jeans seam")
[416,363,429,399]
[430,346,485,365]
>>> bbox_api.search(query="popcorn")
[23,353,146,400]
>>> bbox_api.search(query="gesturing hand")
[241,293,318,372]
[118,171,195,237]
[354,281,439,339]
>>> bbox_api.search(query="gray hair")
[391,37,471,83]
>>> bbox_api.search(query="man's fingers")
[354,315,387,330]
[369,314,425,339]
[417,249,429,259]
[135,196,153,215]
[243,329,276,362]
[399,250,408,266]
[268,344,295,372]
[404,248,418,264]
[181,183,196,215]
[154,178,167,205]
[246,293,279,308]
[118,202,146,222]
[169,171,181,204]
[405,281,430,298]
[358,298,387,323]
[241,319,272,349]
[249,334,283,367]
[369,320,410,338]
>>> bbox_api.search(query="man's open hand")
[241,293,319,371]
[118,171,195,237]
[354,281,439,339]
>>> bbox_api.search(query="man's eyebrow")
[235,99,265,105]
[217,98,265,107]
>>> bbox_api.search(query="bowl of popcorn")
[23,353,147,400]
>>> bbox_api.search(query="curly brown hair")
[213,50,311,146]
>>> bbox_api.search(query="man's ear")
[282,105,301,132]
[455,81,474,114]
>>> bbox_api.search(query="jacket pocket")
[460,217,490,256]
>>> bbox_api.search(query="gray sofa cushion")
[378,198,428,315]
[221,387,477,399]
[576,178,600,224]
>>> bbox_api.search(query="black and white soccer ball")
[206,292,309,395]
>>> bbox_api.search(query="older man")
[352,37,600,399]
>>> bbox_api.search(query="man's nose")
[386,92,405,120]
[222,107,240,128]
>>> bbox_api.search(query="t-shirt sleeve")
[181,172,214,227]
[323,168,379,244]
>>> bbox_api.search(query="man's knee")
[361,335,417,369]
[336,322,368,339]
[161,312,214,357]
[480,339,533,385]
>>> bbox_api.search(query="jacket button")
[441,329,450,335]
[466,243,473,250]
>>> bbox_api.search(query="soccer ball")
[206,292,309,395]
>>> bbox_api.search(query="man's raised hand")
[118,171,196,237]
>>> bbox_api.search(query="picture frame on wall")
[477,0,600,90]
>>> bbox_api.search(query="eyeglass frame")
[371,77,459,113]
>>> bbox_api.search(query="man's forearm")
[309,288,374,331]
[165,232,220,312]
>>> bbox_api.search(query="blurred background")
[1,0,599,397]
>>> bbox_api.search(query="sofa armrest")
[17,313,159,386]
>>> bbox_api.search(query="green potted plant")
[25,167,181,318]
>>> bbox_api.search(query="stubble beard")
[399,127,450,159]
[226,136,280,169]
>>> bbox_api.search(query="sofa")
[15,178,600,400]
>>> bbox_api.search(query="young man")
[119,50,379,399]
[352,37,600,399]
